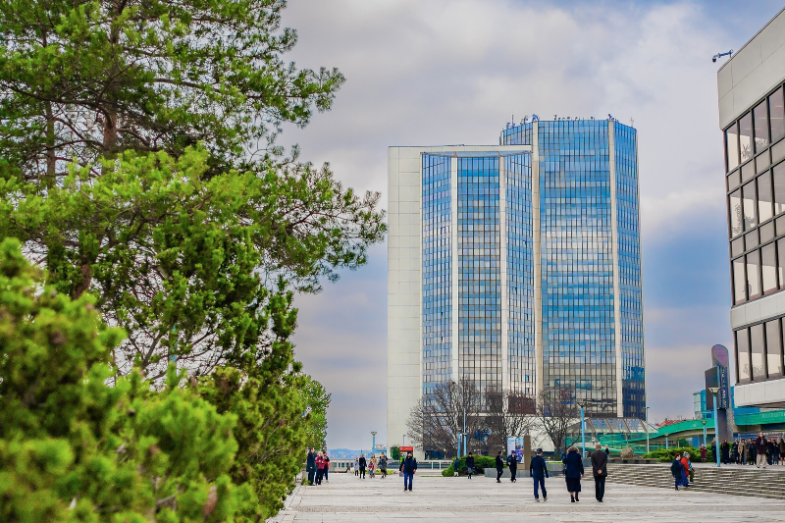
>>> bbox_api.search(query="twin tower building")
[387,117,645,451]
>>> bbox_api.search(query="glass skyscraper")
[388,118,644,451]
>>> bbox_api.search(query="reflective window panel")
[729,190,742,237]
[766,319,782,379]
[762,242,777,295]
[771,87,785,144]
[727,123,740,172]
[758,171,774,223]
[751,324,766,380]
[747,250,761,300]
[733,257,746,304]
[774,163,785,216]
[742,182,757,230]
[736,328,751,383]
[740,112,754,164]
[754,100,770,153]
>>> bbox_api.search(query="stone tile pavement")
[270,471,785,522]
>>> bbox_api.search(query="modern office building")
[720,7,785,409]
[387,117,645,451]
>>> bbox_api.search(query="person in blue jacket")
[399,450,418,492]
[562,446,584,502]
[529,448,549,502]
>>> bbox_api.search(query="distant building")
[719,7,785,409]
[387,117,645,452]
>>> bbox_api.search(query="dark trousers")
[403,472,413,490]
[324,468,329,481]
[359,467,366,479]
[496,468,503,481]
[315,469,323,485]
[533,476,547,499]
[510,468,517,482]
[307,467,315,485]
[594,476,606,501]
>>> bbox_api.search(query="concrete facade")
[718,7,785,408]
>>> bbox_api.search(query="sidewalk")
[271,472,785,522]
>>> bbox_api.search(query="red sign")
[399,446,413,452]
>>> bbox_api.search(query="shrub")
[390,446,401,460]
[441,455,499,477]
[644,446,710,463]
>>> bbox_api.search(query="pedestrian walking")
[452,457,460,477]
[323,453,330,482]
[315,451,326,485]
[306,447,316,485]
[562,446,584,503]
[779,438,785,465]
[530,448,549,502]
[671,453,688,490]
[399,451,417,492]
[740,440,747,465]
[466,452,475,480]
[495,451,504,483]
[680,452,693,485]
[353,457,359,477]
[359,453,367,478]
[591,443,608,502]
[506,450,518,483]
[369,455,376,478]
[380,453,388,478]
[755,433,768,468]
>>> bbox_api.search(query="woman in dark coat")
[720,439,730,464]
[562,446,584,502]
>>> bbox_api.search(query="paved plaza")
[271,471,785,522]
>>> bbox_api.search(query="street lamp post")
[645,406,650,454]
[710,390,720,468]
[463,408,467,457]
[371,432,377,454]
[578,402,586,458]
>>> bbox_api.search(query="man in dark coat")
[530,448,549,501]
[495,451,504,483]
[359,454,367,478]
[755,433,768,468]
[306,447,316,485]
[590,443,608,502]
[506,450,518,483]
[465,452,475,480]
[399,451,418,491]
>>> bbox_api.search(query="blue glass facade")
[506,154,536,397]
[416,118,644,419]
[614,122,645,417]
[501,118,645,419]
[422,155,452,394]
[457,157,502,390]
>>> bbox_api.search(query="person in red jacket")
[680,452,692,485]
[315,451,326,485]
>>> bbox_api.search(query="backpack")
[670,459,682,476]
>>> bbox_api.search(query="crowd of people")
[352,453,389,479]
[709,432,785,467]
[305,448,331,486]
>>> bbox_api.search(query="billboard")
[506,437,523,463]
[705,365,730,410]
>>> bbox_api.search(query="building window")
[736,328,751,383]
[767,319,782,379]
[771,87,785,144]
[727,123,740,172]
[742,182,757,231]
[778,239,785,289]
[758,171,774,223]
[751,323,766,380]
[733,257,746,304]
[747,250,761,300]
[762,243,778,295]
[739,113,754,164]
[729,189,742,237]
[754,99,770,153]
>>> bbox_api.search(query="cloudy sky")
[276,0,785,450]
